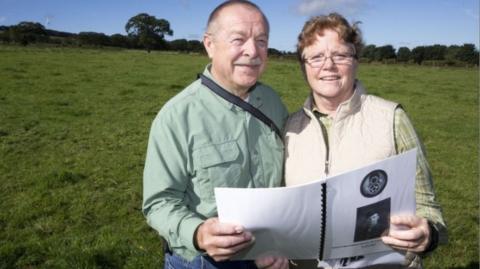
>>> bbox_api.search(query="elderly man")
[143,1,289,269]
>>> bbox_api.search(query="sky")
[0,0,478,52]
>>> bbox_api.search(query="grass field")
[0,46,478,269]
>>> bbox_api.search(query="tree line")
[360,44,478,66]
[0,13,478,66]
[0,14,204,53]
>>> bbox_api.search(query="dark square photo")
[354,198,391,242]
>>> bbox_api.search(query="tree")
[374,45,396,61]
[9,21,48,45]
[360,44,376,62]
[425,44,447,61]
[125,13,173,52]
[411,46,425,65]
[187,40,204,53]
[456,43,478,65]
[0,26,10,43]
[166,39,203,53]
[397,47,411,62]
[110,33,131,48]
[268,48,282,57]
[78,32,110,47]
[169,38,189,51]
[445,45,461,62]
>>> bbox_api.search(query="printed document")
[215,149,417,261]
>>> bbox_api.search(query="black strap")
[161,237,172,255]
[198,74,282,138]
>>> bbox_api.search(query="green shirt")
[313,107,447,244]
[143,66,288,261]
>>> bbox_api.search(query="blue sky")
[0,0,478,52]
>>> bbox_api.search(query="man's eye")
[232,38,244,44]
[257,39,267,47]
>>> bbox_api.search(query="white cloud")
[295,0,367,16]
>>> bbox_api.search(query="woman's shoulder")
[284,108,310,134]
[362,94,399,111]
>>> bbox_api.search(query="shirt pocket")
[192,140,243,202]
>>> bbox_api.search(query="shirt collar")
[311,105,328,116]
[201,64,263,111]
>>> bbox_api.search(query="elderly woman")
[284,13,447,268]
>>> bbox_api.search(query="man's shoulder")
[253,82,287,115]
[255,82,282,99]
[148,79,204,130]
[161,79,202,112]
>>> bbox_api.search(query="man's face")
[204,5,268,95]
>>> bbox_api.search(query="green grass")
[0,46,478,268]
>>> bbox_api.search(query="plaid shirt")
[313,107,447,245]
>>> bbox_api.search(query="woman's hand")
[381,215,431,253]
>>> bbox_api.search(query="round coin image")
[360,170,388,197]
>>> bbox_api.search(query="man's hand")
[255,256,289,269]
[381,215,431,253]
[195,217,254,261]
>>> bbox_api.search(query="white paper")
[215,175,324,259]
[324,149,416,259]
[215,149,417,262]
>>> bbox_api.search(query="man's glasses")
[303,48,356,68]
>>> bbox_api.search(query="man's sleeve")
[142,112,204,252]
[393,107,448,245]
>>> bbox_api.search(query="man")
[143,1,289,268]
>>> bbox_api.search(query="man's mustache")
[234,58,263,66]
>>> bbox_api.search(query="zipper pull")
[324,160,329,175]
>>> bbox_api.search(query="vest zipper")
[318,120,330,176]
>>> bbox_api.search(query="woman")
[284,13,447,268]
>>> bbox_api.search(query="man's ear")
[203,34,214,59]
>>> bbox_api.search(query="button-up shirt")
[142,65,288,261]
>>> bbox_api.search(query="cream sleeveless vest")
[284,82,399,186]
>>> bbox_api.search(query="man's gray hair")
[206,0,270,35]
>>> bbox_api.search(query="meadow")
[0,46,478,269]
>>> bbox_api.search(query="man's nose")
[243,38,259,57]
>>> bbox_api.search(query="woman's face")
[302,29,358,106]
